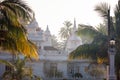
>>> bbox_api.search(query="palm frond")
[77,24,99,38]
[0,0,38,59]
[0,59,15,69]
[59,21,72,39]
[95,2,110,19]
[114,2,120,37]
[69,33,108,60]
[69,44,98,59]
[96,23,107,35]
[2,0,34,22]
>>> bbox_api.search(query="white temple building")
[0,19,107,80]
[65,19,82,54]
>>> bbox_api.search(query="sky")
[25,0,118,37]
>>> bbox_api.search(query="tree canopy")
[0,0,38,59]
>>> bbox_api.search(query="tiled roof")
[39,46,58,51]
[44,46,58,50]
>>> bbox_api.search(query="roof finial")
[73,18,77,32]
[46,25,50,31]
[45,25,51,35]
[74,18,76,28]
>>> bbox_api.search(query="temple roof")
[39,46,58,51]
[27,19,39,29]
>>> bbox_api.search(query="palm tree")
[69,3,110,61]
[77,24,107,44]
[0,0,38,59]
[70,1,120,79]
[95,1,120,80]
[2,58,26,80]
[59,21,72,40]
[94,2,115,38]
[69,24,108,60]
[1,57,35,80]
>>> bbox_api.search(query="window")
[44,62,58,78]
[67,63,74,75]
[5,65,12,71]
[75,66,80,73]
[50,63,57,77]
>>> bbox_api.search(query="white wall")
[26,61,44,78]
[57,61,68,78]
[0,64,5,77]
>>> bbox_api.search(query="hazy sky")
[25,0,118,37]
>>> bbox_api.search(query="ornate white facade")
[0,19,107,80]
[25,19,106,80]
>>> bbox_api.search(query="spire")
[44,25,52,46]
[46,25,50,32]
[72,18,77,34]
[74,18,76,29]
[45,25,50,35]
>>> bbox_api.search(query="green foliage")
[70,24,108,60]
[0,59,15,69]
[0,0,38,59]
[95,1,120,79]
[70,1,120,79]
[77,24,98,38]
[59,21,72,39]
[1,57,42,80]
[96,23,107,35]
[87,63,106,79]
[94,2,110,19]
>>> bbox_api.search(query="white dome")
[66,34,82,51]
[68,34,82,42]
